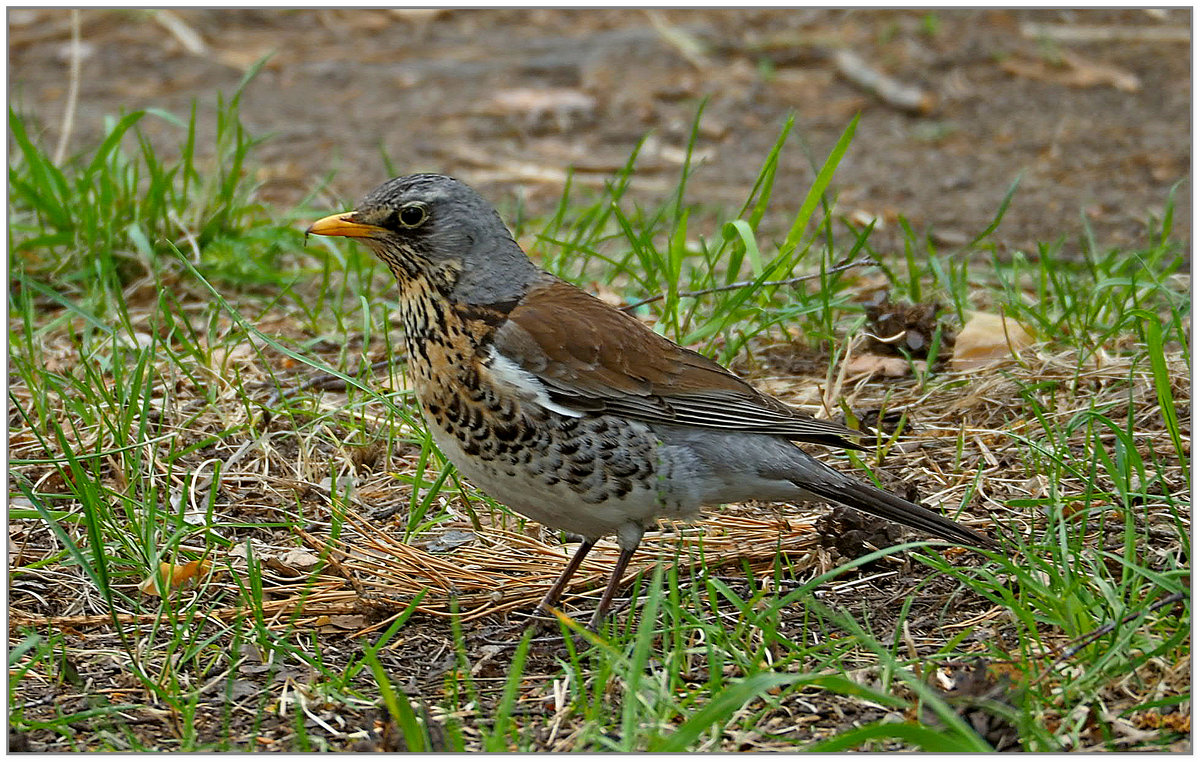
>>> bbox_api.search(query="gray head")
[308,174,540,305]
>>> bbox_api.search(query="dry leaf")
[423,529,477,553]
[140,559,213,597]
[952,312,1034,369]
[208,343,256,372]
[322,615,367,631]
[264,549,322,576]
[1023,474,1049,498]
[845,353,922,378]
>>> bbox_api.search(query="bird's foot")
[489,606,569,643]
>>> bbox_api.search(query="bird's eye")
[397,203,429,228]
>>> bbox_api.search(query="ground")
[6,8,1191,753]
[9,8,1190,250]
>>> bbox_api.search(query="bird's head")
[307,174,539,305]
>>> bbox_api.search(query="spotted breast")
[392,270,696,543]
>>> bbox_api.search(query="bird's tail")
[794,456,995,549]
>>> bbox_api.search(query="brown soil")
[9,8,1191,253]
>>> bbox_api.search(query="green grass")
[7,79,1189,752]
[529,108,872,364]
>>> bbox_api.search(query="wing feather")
[493,276,867,450]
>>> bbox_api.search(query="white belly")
[423,412,700,540]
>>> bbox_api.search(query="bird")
[306,173,995,629]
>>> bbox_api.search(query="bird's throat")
[394,273,510,403]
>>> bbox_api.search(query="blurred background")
[9,8,1190,252]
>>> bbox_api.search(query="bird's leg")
[588,544,638,630]
[537,538,596,615]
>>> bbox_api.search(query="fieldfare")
[307,174,994,629]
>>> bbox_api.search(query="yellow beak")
[305,212,383,238]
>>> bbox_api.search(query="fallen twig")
[264,359,392,408]
[1020,22,1190,44]
[833,49,935,115]
[1001,50,1140,93]
[52,9,81,165]
[1032,591,1187,687]
[618,256,876,313]
[151,9,207,56]
[644,9,710,70]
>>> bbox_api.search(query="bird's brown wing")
[491,277,867,450]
